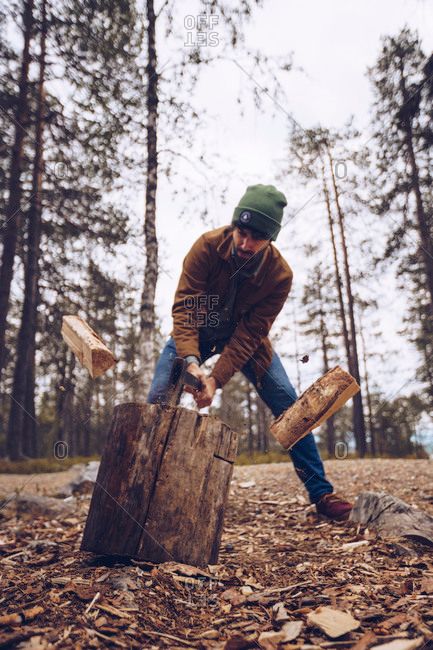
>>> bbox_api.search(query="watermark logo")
[184,294,220,328]
[334,441,348,459]
[184,14,219,47]
[54,440,68,459]
[183,577,218,608]
[334,160,347,179]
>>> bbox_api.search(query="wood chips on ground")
[0,458,432,649]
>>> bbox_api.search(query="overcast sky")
[122,0,433,431]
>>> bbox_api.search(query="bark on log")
[61,315,116,378]
[81,403,238,566]
[270,366,359,450]
[350,491,433,546]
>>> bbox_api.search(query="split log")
[350,491,433,546]
[270,366,359,450]
[61,315,116,378]
[81,403,238,566]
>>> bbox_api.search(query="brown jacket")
[171,225,293,388]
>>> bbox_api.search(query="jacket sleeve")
[171,235,211,360]
[210,274,292,388]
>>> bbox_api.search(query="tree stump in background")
[350,491,433,545]
[81,403,238,566]
[270,366,359,450]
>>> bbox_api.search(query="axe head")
[165,356,203,407]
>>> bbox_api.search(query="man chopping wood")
[147,184,352,521]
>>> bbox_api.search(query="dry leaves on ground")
[0,458,432,648]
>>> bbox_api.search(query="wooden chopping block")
[81,402,238,566]
[270,366,360,450]
[61,314,116,378]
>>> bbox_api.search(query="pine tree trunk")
[417,332,433,412]
[136,0,159,399]
[291,303,302,394]
[63,352,76,456]
[321,170,351,372]
[327,148,367,457]
[23,350,37,457]
[51,347,67,446]
[257,398,269,453]
[317,279,335,457]
[359,314,376,456]
[247,386,253,455]
[0,0,34,380]
[255,393,263,451]
[7,0,45,460]
[81,376,93,456]
[404,126,433,316]
[423,343,433,410]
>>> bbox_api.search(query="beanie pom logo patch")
[239,210,251,224]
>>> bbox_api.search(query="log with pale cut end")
[61,315,116,378]
[270,366,360,450]
[81,402,238,566]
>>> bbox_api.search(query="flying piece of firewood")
[270,366,360,450]
[61,315,116,378]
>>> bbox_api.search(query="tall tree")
[321,165,351,370]
[7,0,47,460]
[0,0,34,379]
[326,144,367,457]
[4,0,144,455]
[285,125,367,455]
[136,0,158,398]
[368,29,433,314]
[372,392,427,457]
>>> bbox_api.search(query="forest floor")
[0,458,433,649]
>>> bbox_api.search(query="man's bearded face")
[232,226,269,260]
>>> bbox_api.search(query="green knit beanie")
[232,184,287,241]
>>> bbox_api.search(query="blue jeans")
[146,337,333,503]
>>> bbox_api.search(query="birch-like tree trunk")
[136,0,159,399]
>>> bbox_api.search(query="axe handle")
[183,370,204,392]
[166,356,204,407]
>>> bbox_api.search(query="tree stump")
[350,491,433,546]
[270,366,359,450]
[81,403,238,566]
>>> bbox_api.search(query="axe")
[165,356,204,407]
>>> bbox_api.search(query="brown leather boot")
[316,493,352,521]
